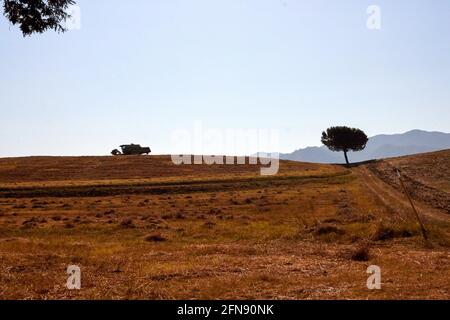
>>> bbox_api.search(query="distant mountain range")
[279,130,450,164]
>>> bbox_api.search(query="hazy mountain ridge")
[280,130,450,164]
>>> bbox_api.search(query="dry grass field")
[0,152,449,299]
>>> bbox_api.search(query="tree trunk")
[343,150,350,166]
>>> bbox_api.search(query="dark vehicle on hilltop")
[111,144,151,156]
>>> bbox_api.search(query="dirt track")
[354,166,450,224]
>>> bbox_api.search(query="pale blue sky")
[1,0,449,156]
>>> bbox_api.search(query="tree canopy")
[3,0,75,36]
[321,126,368,165]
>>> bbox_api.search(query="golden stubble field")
[0,152,449,299]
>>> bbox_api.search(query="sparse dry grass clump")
[120,218,135,228]
[371,222,417,241]
[313,224,345,236]
[64,222,74,228]
[144,233,167,242]
[350,244,371,261]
